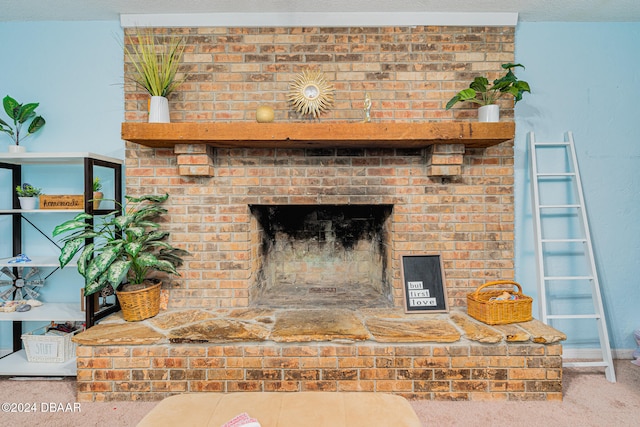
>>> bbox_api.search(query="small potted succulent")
[53,193,190,321]
[92,177,103,210]
[446,63,531,122]
[15,183,43,210]
[0,95,46,152]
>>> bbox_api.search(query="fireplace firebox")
[249,204,393,308]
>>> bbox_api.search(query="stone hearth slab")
[72,323,165,345]
[74,308,567,346]
[168,319,271,343]
[365,317,460,342]
[449,311,503,343]
[150,309,216,329]
[517,319,568,343]
[493,323,531,342]
[270,309,371,342]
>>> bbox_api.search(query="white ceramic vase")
[18,197,38,210]
[149,96,170,123]
[8,145,26,153]
[478,104,500,122]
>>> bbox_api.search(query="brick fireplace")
[121,25,518,309]
[72,24,565,402]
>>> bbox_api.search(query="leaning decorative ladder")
[529,131,616,382]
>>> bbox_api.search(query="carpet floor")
[0,359,637,427]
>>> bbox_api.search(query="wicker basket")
[467,280,533,325]
[116,280,162,322]
[22,326,79,363]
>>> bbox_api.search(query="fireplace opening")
[249,204,393,308]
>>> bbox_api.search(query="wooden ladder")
[529,131,615,382]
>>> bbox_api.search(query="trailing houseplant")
[53,193,190,320]
[0,95,46,151]
[445,63,531,122]
[123,29,186,123]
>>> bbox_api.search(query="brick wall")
[124,26,516,123]
[123,26,516,310]
[76,342,562,402]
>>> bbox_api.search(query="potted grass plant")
[53,193,190,321]
[445,63,531,122]
[123,29,186,123]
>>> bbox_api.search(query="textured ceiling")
[1,0,640,22]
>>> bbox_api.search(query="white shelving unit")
[0,303,83,376]
[0,152,123,376]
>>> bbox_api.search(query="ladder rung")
[539,204,581,209]
[563,361,609,368]
[543,276,594,281]
[536,172,576,177]
[541,238,587,243]
[533,141,570,147]
[547,314,601,320]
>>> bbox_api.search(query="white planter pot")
[18,197,38,210]
[149,96,170,123]
[478,104,500,122]
[8,145,26,153]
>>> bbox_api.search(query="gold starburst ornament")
[288,69,335,118]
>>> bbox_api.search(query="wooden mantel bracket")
[121,122,515,177]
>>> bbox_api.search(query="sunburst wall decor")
[288,69,335,118]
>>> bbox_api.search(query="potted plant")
[123,29,186,123]
[52,193,190,321]
[445,63,531,122]
[92,177,103,210]
[15,183,43,210]
[0,95,46,152]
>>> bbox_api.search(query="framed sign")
[400,254,448,313]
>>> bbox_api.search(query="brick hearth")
[74,308,565,402]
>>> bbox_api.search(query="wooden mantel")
[121,122,515,149]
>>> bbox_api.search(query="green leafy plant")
[53,193,190,296]
[123,29,186,97]
[0,95,46,145]
[446,63,531,110]
[93,177,103,192]
[15,183,43,197]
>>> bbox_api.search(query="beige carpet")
[0,360,637,427]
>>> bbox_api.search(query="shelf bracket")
[175,144,216,177]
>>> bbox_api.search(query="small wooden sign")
[400,254,448,313]
[40,195,83,210]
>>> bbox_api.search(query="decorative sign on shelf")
[39,195,83,210]
[400,254,448,313]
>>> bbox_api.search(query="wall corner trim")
[120,12,518,28]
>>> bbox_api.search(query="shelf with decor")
[121,122,515,149]
[0,152,123,376]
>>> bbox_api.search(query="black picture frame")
[400,254,448,313]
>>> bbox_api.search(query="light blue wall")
[515,22,640,351]
[0,21,124,348]
[1,20,638,352]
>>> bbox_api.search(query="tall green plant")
[446,63,531,109]
[0,95,46,146]
[53,193,190,296]
[124,29,186,97]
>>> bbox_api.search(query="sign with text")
[401,254,448,313]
